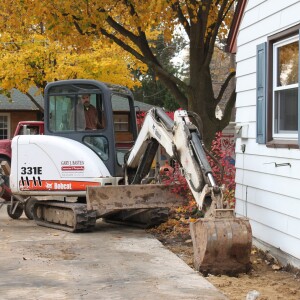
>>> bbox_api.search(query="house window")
[256,25,300,147]
[0,113,10,139]
[113,113,129,132]
[111,94,131,132]
[273,36,298,139]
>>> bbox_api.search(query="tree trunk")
[188,68,221,147]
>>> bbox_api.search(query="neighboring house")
[228,0,300,268]
[0,89,44,139]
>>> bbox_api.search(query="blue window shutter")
[256,42,267,144]
[298,30,300,145]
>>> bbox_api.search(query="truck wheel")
[24,198,38,220]
[0,156,11,167]
[0,156,11,200]
[0,155,11,184]
[7,203,24,219]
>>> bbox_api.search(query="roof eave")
[226,0,247,54]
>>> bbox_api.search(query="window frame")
[113,112,130,132]
[272,35,298,139]
[0,113,10,139]
[266,24,300,148]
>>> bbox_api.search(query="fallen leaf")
[272,264,282,271]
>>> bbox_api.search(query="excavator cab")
[44,80,138,177]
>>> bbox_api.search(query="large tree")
[0,0,236,146]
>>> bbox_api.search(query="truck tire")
[0,156,11,167]
[0,157,11,201]
[7,203,24,219]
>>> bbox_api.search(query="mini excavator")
[0,80,252,274]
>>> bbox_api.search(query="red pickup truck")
[0,121,44,165]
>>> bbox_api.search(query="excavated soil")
[150,228,300,300]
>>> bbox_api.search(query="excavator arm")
[125,107,224,215]
[123,108,252,275]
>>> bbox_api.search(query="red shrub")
[208,131,236,208]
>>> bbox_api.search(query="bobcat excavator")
[0,79,252,274]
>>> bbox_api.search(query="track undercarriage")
[33,201,97,232]
[30,184,183,232]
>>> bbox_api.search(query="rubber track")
[33,201,97,232]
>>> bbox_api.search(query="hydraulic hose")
[155,108,174,130]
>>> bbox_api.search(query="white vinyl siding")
[234,0,300,267]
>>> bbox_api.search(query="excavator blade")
[190,210,252,275]
[86,184,184,217]
[86,184,184,228]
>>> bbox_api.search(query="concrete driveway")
[0,204,227,300]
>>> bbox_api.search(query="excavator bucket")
[190,209,252,275]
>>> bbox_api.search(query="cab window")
[111,94,135,165]
[49,94,105,132]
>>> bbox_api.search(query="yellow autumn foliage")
[0,32,145,94]
[0,0,237,146]
[0,0,234,53]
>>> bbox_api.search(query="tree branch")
[204,0,235,67]
[216,70,236,103]
[218,88,236,130]
[105,16,141,45]
[170,1,190,38]
[98,27,188,100]
[156,74,189,108]
[186,0,196,22]
[25,92,44,113]
[72,19,84,35]
[196,0,212,52]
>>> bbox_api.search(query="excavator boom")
[126,108,222,211]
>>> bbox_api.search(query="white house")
[228,0,300,268]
